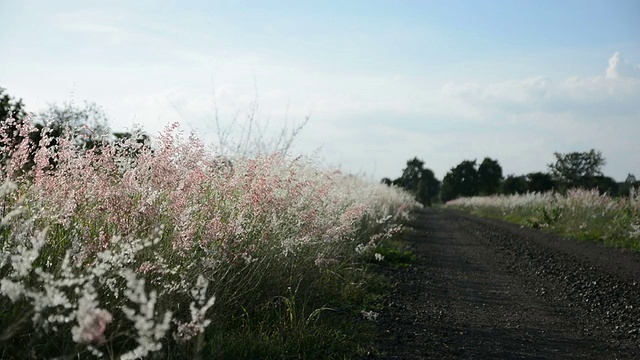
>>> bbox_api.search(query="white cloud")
[52,10,128,46]
[606,51,640,79]
[441,52,640,120]
[425,52,640,181]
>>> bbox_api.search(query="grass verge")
[446,189,640,251]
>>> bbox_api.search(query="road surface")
[373,208,640,359]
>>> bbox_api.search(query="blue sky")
[1,0,639,181]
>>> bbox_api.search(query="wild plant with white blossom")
[446,188,640,249]
[0,114,418,358]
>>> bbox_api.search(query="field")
[0,117,419,359]
[445,189,640,251]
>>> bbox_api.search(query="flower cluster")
[0,115,418,358]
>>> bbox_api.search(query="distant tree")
[397,157,441,206]
[112,131,151,158]
[391,177,404,187]
[500,175,528,195]
[1,86,27,123]
[526,172,556,193]
[1,86,30,172]
[401,157,425,192]
[440,160,479,202]
[548,149,605,190]
[618,174,639,197]
[417,168,441,206]
[384,157,441,206]
[583,175,618,195]
[477,157,503,195]
[37,101,110,150]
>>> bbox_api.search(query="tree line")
[383,151,639,206]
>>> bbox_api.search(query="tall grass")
[446,189,640,250]
[0,116,419,359]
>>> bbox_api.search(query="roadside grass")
[373,239,416,269]
[446,189,640,251]
[0,117,419,359]
[205,265,392,359]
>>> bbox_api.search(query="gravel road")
[372,208,640,359]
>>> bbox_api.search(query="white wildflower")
[361,310,379,321]
[0,279,26,302]
[174,275,216,343]
[119,269,173,360]
[71,293,113,345]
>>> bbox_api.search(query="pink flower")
[72,297,113,345]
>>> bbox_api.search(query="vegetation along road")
[371,208,640,359]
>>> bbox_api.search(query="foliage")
[37,101,109,137]
[446,189,640,251]
[372,240,415,269]
[0,87,148,177]
[0,86,28,171]
[548,149,606,190]
[526,172,556,193]
[620,174,640,197]
[0,115,420,359]
[500,174,528,195]
[477,157,503,195]
[441,160,479,202]
[0,87,26,123]
[383,157,440,207]
[440,157,502,201]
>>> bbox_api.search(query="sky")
[1,0,639,182]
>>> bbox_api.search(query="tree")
[584,175,618,195]
[1,86,30,172]
[500,175,528,195]
[477,157,503,195]
[548,149,606,190]
[1,86,26,123]
[401,157,425,192]
[526,172,556,193]
[618,174,639,197]
[37,101,110,150]
[440,160,479,202]
[416,167,441,206]
[390,157,441,206]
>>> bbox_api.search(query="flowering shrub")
[446,189,640,249]
[0,115,418,358]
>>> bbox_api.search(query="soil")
[369,208,640,359]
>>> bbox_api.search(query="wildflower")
[361,310,379,321]
[119,269,173,360]
[173,275,216,342]
[0,279,26,302]
[71,294,113,345]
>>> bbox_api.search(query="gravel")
[369,208,640,359]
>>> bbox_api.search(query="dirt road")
[373,208,640,359]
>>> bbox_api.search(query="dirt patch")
[369,208,640,359]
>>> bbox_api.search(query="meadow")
[0,116,419,359]
[445,189,640,251]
